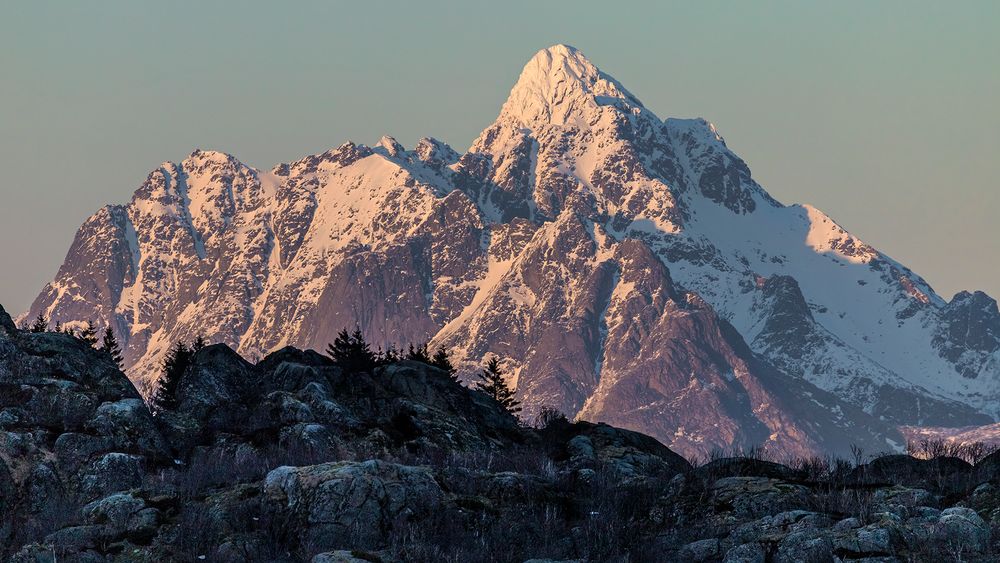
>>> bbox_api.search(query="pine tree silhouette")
[79,320,98,347]
[431,347,458,382]
[151,341,192,413]
[53,321,63,333]
[475,357,521,416]
[29,313,47,333]
[327,327,377,373]
[193,334,207,352]
[100,326,124,370]
[406,343,431,363]
[376,345,400,366]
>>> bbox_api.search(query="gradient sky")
[1,1,997,313]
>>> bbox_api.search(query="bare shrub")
[534,406,568,430]
[792,455,834,481]
[168,504,222,560]
[805,486,877,524]
[906,438,999,464]
[391,444,556,478]
[850,444,866,467]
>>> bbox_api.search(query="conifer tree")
[151,341,192,413]
[29,313,47,333]
[53,321,63,333]
[193,334,207,352]
[327,328,352,365]
[100,326,124,370]
[79,320,98,347]
[475,357,521,416]
[376,345,400,366]
[431,346,458,382]
[406,342,431,363]
[326,327,377,373]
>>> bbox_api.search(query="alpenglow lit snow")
[26,45,1000,458]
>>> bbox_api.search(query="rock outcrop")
[3,318,1000,561]
[0,317,168,551]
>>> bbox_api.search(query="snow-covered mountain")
[26,45,999,458]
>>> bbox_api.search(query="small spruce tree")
[327,329,352,365]
[79,320,98,347]
[193,334,207,352]
[475,357,521,416]
[99,326,125,370]
[431,346,458,382]
[376,345,400,366]
[327,327,377,373]
[29,313,47,333]
[53,321,63,333]
[406,342,431,363]
[151,341,192,413]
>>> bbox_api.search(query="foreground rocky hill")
[4,304,1000,562]
[24,45,1000,459]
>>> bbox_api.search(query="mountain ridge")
[26,44,1000,458]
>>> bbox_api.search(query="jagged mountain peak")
[27,45,1000,459]
[186,148,238,163]
[498,44,646,128]
[950,290,999,310]
[376,135,405,157]
[664,117,728,148]
[413,137,459,165]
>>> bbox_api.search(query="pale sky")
[1,1,997,313]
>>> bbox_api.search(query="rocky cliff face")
[25,45,1000,458]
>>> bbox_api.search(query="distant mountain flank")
[27,44,1000,459]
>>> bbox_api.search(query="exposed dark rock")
[849,455,974,494]
[541,419,691,478]
[0,303,15,335]
[263,460,445,551]
[934,291,1000,378]
[0,327,170,553]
